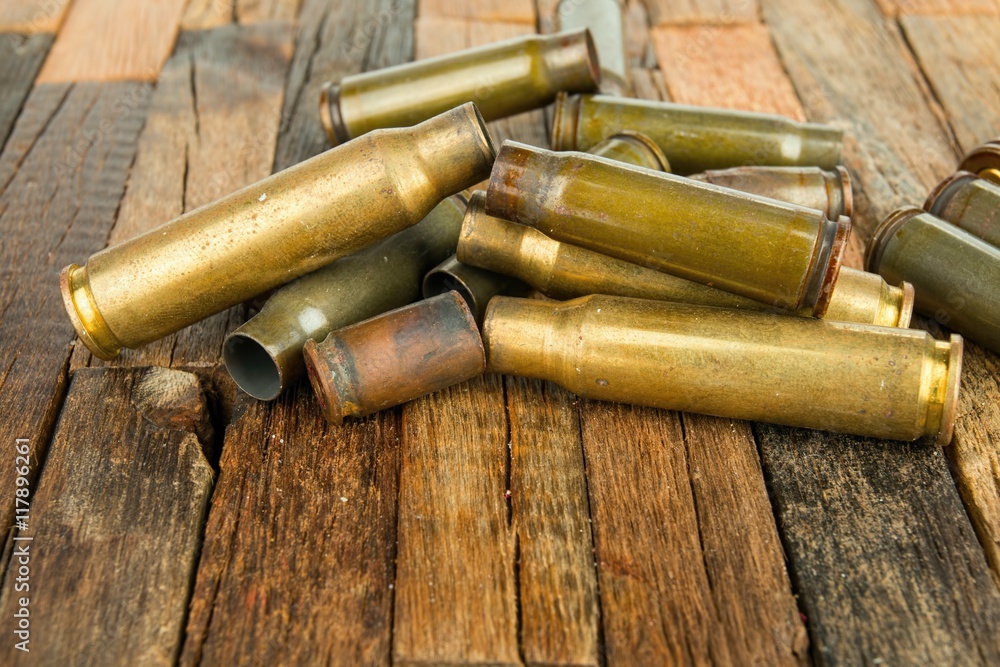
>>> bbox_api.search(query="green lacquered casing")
[321,29,600,143]
[422,255,530,325]
[550,93,843,175]
[483,295,961,444]
[485,141,851,314]
[925,171,1000,247]
[867,207,1000,353]
[690,165,852,220]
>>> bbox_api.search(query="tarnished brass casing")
[925,171,1000,247]
[223,195,467,400]
[458,196,913,327]
[485,141,851,315]
[690,165,852,220]
[304,291,486,424]
[61,103,496,360]
[550,93,843,174]
[556,0,629,95]
[867,207,1000,353]
[483,295,962,444]
[587,131,670,171]
[958,138,1000,185]
[422,255,530,325]
[320,30,600,144]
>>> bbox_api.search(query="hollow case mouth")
[808,214,852,318]
[549,91,580,151]
[303,338,345,426]
[319,82,351,145]
[865,207,924,274]
[223,332,284,401]
[958,140,1000,183]
[59,264,123,360]
[834,165,853,219]
[923,171,978,217]
[464,102,498,166]
[936,334,964,446]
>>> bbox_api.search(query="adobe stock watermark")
[11,438,33,653]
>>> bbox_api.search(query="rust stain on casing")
[458,192,912,327]
[320,29,600,144]
[304,291,486,425]
[61,103,496,360]
[483,295,962,444]
[958,138,1000,185]
[690,165,852,220]
[485,141,851,315]
[925,171,1000,248]
[550,92,843,175]
[422,254,530,325]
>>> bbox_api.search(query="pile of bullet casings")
[59,24,1000,445]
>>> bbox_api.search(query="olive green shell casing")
[925,171,1000,247]
[485,141,851,315]
[556,0,629,95]
[60,103,496,360]
[223,195,467,401]
[957,138,1000,185]
[457,194,912,328]
[550,92,843,175]
[422,255,531,325]
[320,29,600,143]
[690,165,852,220]
[867,207,1000,353]
[587,131,670,171]
[483,295,962,444]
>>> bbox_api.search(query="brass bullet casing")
[957,138,1000,185]
[550,93,844,175]
[61,103,496,360]
[304,291,486,425]
[689,165,853,220]
[587,131,670,171]
[320,29,600,144]
[485,141,851,315]
[867,207,1000,353]
[458,196,913,327]
[925,171,1000,247]
[556,0,629,95]
[422,255,530,325]
[483,295,962,444]
[223,195,467,400]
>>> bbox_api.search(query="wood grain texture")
[901,15,1000,155]
[70,22,293,370]
[875,0,1000,16]
[0,33,52,153]
[394,376,519,666]
[642,0,759,26]
[182,0,302,29]
[0,81,149,546]
[418,0,536,23]
[37,0,188,83]
[507,378,600,667]
[0,0,72,34]
[0,367,214,666]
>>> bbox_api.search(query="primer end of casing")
[937,334,964,446]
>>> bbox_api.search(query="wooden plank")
[37,0,188,83]
[394,377,520,666]
[876,0,1000,17]
[418,0,536,23]
[0,0,73,34]
[181,0,302,30]
[642,0,759,26]
[901,15,1000,156]
[0,80,149,546]
[0,33,53,152]
[0,368,213,665]
[506,378,600,667]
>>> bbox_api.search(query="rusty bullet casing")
[689,165,853,220]
[556,0,629,95]
[320,29,600,144]
[925,171,1000,247]
[458,193,913,327]
[550,93,844,175]
[587,131,670,171]
[422,255,530,325]
[304,291,486,424]
[61,103,496,360]
[485,141,851,314]
[223,195,467,401]
[483,295,962,443]
[958,138,1000,185]
[867,207,1000,353]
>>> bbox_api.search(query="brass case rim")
[602,130,671,171]
[59,264,122,360]
[898,281,916,329]
[938,334,964,446]
[923,170,979,217]
[303,337,345,425]
[865,206,924,274]
[320,82,350,144]
[958,140,1000,182]
[835,165,854,220]
[809,215,852,317]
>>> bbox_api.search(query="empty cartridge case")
[422,255,530,324]
[483,295,962,443]
[223,195,467,400]
[61,103,496,360]
[958,138,1000,185]
[304,291,486,424]
[925,171,1000,247]
[486,141,851,315]
[556,0,629,95]
[320,29,600,144]
[689,165,852,220]
[867,207,1000,353]
[587,131,670,171]
[550,93,844,175]
[458,196,912,327]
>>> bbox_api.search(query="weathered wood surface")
[0,0,73,33]
[875,0,1000,17]
[642,0,759,26]
[419,0,535,23]
[0,81,149,545]
[182,0,302,30]
[0,367,214,666]
[0,33,53,152]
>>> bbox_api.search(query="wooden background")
[1,0,1000,664]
